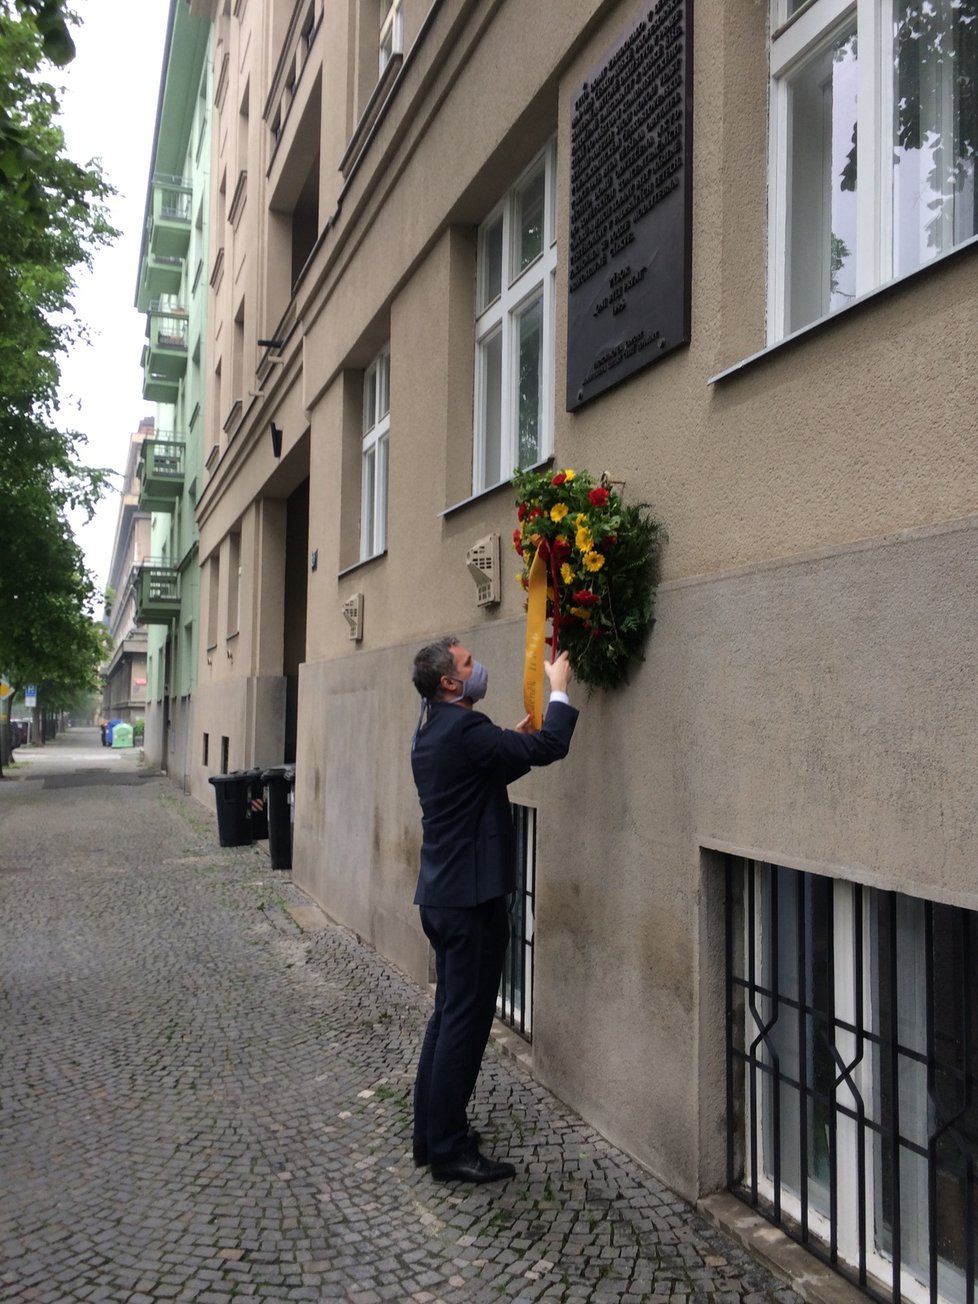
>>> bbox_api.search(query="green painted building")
[134,0,211,784]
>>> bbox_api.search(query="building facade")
[183,2,978,1299]
[100,418,154,726]
[134,0,213,784]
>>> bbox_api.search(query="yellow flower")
[584,551,606,572]
[576,525,593,554]
[570,605,591,619]
[550,502,569,522]
[518,573,529,589]
[560,562,574,585]
[564,469,576,480]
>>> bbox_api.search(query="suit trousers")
[413,896,510,1164]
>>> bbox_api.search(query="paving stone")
[0,739,804,1304]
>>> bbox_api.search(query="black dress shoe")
[430,1152,515,1183]
[413,1127,480,1167]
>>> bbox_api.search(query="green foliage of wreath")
[513,466,666,693]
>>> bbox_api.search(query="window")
[379,0,403,73]
[727,857,978,1304]
[498,804,537,1039]
[360,346,390,561]
[769,0,978,340]
[227,532,241,635]
[474,140,557,494]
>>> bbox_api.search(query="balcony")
[141,345,180,403]
[132,561,181,625]
[144,300,188,382]
[137,436,185,513]
[149,174,193,259]
[137,251,184,312]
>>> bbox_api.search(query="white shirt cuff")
[548,690,570,706]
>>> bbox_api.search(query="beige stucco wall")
[291,513,978,1198]
[188,0,978,1200]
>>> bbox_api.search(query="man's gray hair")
[412,636,459,699]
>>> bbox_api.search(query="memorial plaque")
[566,0,692,410]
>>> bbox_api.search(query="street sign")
[0,679,13,700]
[24,685,36,707]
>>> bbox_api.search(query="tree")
[0,0,75,223]
[0,3,116,771]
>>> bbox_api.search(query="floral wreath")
[513,466,666,693]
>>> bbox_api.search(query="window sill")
[339,53,403,179]
[439,460,554,519]
[710,231,978,385]
[338,549,387,580]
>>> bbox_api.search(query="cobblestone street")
[0,730,803,1304]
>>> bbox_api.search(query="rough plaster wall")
[288,518,978,1198]
[533,517,978,1199]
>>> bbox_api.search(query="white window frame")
[379,0,403,74]
[360,346,390,562]
[768,0,975,343]
[473,139,557,495]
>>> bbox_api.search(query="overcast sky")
[56,0,172,601]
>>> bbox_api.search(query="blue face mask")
[450,659,488,704]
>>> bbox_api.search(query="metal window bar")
[726,857,977,1304]
[498,804,536,1039]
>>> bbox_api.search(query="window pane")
[516,166,546,273]
[364,366,377,432]
[892,0,978,279]
[516,295,543,469]
[378,351,390,419]
[361,445,376,558]
[376,431,389,553]
[480,215,503,310]
[787,24,858,332]
[480,329,502,488]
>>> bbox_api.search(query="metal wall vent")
[466,533,500,606]
[342,592,364,641]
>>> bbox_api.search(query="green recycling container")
[111,722,134,749]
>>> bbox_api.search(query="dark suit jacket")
[411,698,578,907]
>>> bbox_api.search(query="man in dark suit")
[410,636,578,1183]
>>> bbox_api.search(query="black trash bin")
[244,768,269,840]
[208,771,255,847]
[262,765,295,869]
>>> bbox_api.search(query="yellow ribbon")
[522,546,548,730]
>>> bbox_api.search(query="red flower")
[589,627,603,639]
[537,538,551,561]
[513,529,523,555]
[551,473,567,486]
[588,486,609,507]
[572,590,599,606]
[600,533,617,551]
[527,506,543,520]
[517,503,527,522]
[552,537,572,563]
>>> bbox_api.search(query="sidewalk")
[0,751,804,1304]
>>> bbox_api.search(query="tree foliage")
[0,1,117,765]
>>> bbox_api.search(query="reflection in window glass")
[481,216,503,310]
[787,25,858,332]
[361,347,390,560]
[892,0,978,280]
[517,296,543,469]
[517,167,546,274]
[480,329,503,489]
[472,140,556,494]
